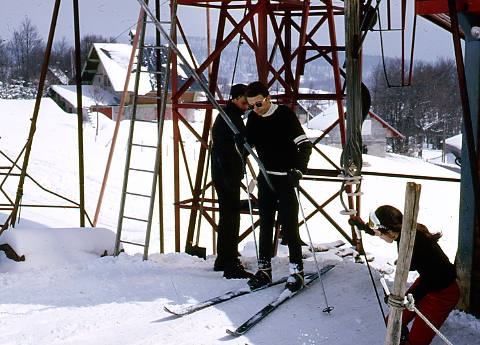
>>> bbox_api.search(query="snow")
[445,134,462,151]
[93,43,152,94]
[51,85,120,108]
[48,67,70,85]
[307,104,342,130]
[0,228,116,272]
[0,98,479,344]
[90,42,200,94]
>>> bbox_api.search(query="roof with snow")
[81,43,151,94]
[307,104,341,130]
[48,67,70,85]
[81,42,205,94]
[444,133,462,158]
[445,133,462,150]
[308,104,404,139]
[51,85,120,108]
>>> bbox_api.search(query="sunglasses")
[248,97,267,110]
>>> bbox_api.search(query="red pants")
[391,279,460,345]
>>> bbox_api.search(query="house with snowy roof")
[50,84,119,115]
[50,42,204,122]
[307,104,404,158]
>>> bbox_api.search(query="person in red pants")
[400,278,459,344]
[350,205,460,345]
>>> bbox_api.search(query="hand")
[287,169,303,187]
[405,293,415,311]
[348,217,375,236]
[233,133,246,148]
[348,217,366,228]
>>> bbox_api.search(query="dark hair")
[229,84,247,99]
[375,205,442,241]
[245,81,269,98]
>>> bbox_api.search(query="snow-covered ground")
[0,98,479,344]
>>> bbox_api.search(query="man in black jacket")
[243,81,312,292]
[211,84,254,279]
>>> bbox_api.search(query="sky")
[0,98,479,344]
[2,0,456,63]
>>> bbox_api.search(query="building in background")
[307,104,404,158]
[50,42,205,122]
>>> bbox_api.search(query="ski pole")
[295,186,333,313]
[243,170,259,264]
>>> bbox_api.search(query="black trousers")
[213,178,241,262]
[257,173,303,267]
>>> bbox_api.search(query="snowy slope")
[0,98,478,344]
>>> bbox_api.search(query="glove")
[295,141,312,175]
[233,133,247,148]
[405,293,415,311]
[348,217,375,236]
[287,169,303,187]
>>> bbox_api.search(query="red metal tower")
[167,0,356,253]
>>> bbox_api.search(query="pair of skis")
[164,264,334,336]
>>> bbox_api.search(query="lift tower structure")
[168,0,359,254]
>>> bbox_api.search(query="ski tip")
[226,329,242,337]
[163,306,181,316]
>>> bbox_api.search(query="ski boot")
[247,260,272,290]
[223,260,254,279]
[285,262,304,292]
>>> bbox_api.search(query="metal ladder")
[114,0,176,260]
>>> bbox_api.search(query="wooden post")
[385,182,422,345]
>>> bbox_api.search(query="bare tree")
[51,36,74,78]
[0,36,10,84]
[89,85,106,140]
[369,57,461,155]
[0,19,121,97]
[7,17,45,82]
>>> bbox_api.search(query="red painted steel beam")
[178,1,340,13]
[178,0,310,7]
[171,3,260,100]
[258,2,269,83]
[416,0,480,15]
